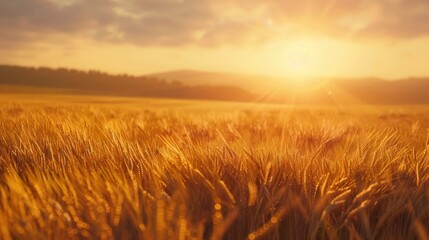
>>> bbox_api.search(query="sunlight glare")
[284,39,318,78]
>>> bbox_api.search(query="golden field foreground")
[1,94,429,240]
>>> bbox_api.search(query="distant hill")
[1,65,429,104]
[332,77,429,104]
[147,70,284,94]
[0,65,254,102]
[150,70,429,105]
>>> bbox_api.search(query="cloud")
[1,0,429,48]
[356,0,429,38]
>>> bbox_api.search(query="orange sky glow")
[1,0,429,78]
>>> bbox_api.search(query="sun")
[284,39,319,78]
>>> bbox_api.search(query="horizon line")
[0,63,427,81]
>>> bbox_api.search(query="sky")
[1,0,429,79]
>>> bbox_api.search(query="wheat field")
[0,95,429,240]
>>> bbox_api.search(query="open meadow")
[1,94,429,240]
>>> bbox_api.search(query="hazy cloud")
[357,0,429,38]
[1,0,429,48]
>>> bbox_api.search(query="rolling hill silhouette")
[147,70,284,94]
[1,65,429,104]
[0,65,254,102]
[150,70,429,105]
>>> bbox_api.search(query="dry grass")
[0,96,429,239]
